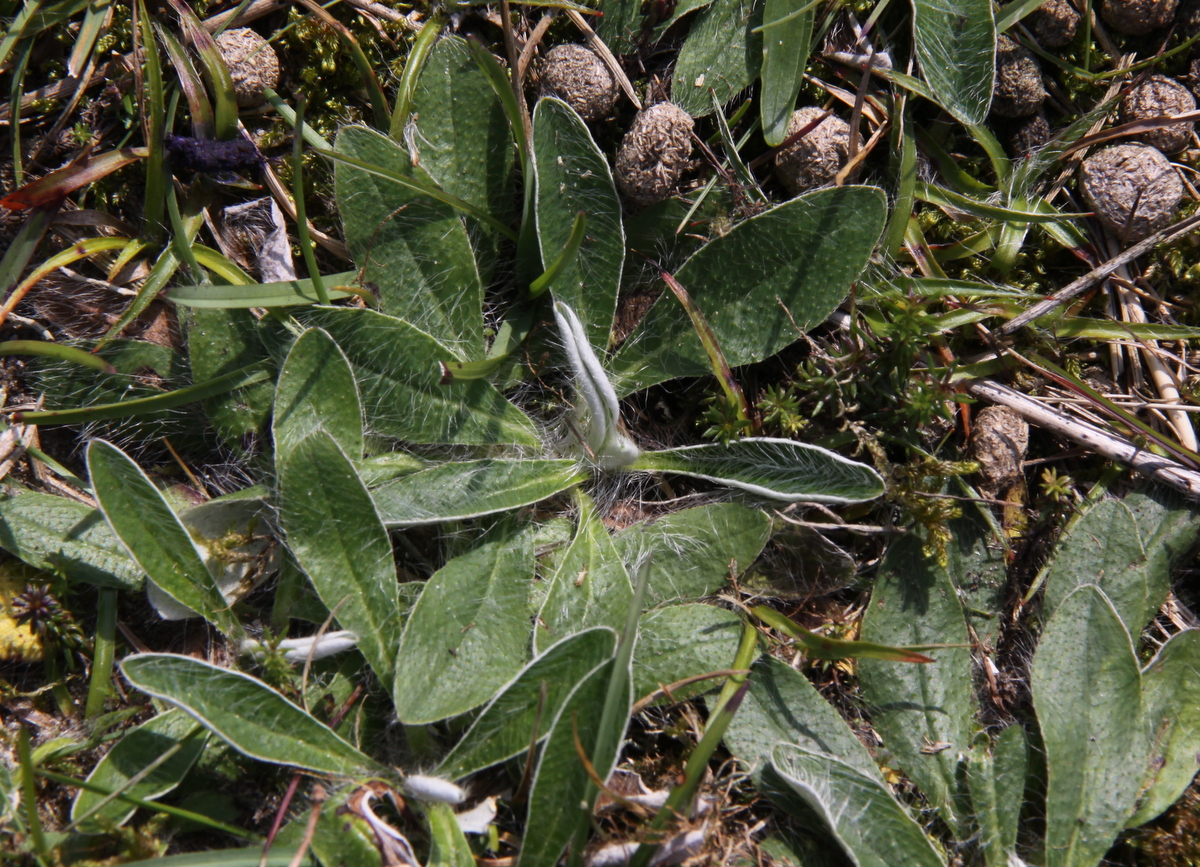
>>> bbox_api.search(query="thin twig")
[565,9,642,110]
[516,12,556,88]
[968,379,1200,499]
[1001,210,1200,333]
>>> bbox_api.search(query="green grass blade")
[15,365,271,425]
[390,12,444,139]
[167,271,360,307]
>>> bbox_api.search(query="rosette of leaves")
[724,493,1200,867]
[0,31,892,865]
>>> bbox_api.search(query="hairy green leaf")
[301,307,539,446]
[673,0,764,117]
[120,654,380,775]
[371,459,585,527]
[395,533,535,724]
[1042,489,1200,638]
[967,726,1028,867]
[725,655,881,778]
[771,744,947,867]
[520,658,628,867]
[1032,585,1148,867]
[631,439,885,504]
[439,628,617,780]
[533,97,624,350]
[410,34,515,281]
[633,604,743,703]
[273,328,363,465]
[536,494,633,652]
[0,491,142,590]
[87,441,239,636]
[72,710,208,833]
[860,533,974,835]
[187,308,274,447]
[611,187,886,394]
[760,0,813,146]
[614,502,771,605]
[335,125,484,356]
[277,430,401,687]
[596,0,643,54]
[911,0,995,124]
[1129,629,1200,826]
[427,802,474,867]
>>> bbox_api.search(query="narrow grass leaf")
[0,492,142,589]
[120,653,380,776]
[277,430,401,687]
[390,12,443,137]
[153,22,214,137]
[87,440,239,636]
[0,149,148,210]
[1052,319,1200,341]
[1032,585,1148,867]
[528,211,587,299]
[168,272,360,308]
[371,458,585,526]
[770,744,947,867]
[301,307,539,446]
[395,533,536,724]
[163,0,238,139]
[631,439,885,504]
[0,203,57,299]
[533,97,624,349]
[611,187,885,395]
[859,533,975,836]
[752,605,935,663]
[438,628,617,780]
[71,710,208,833]
[119,848,304,867]
[883,103,919,256]
[273,328,363,466]
[916,182,1081,223]
[100,201,204,347]
[16,365,271,426]
[911,0,995,124]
